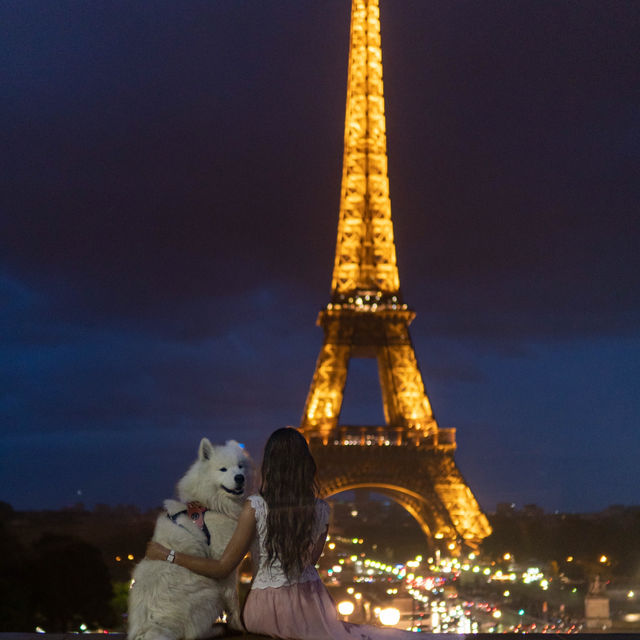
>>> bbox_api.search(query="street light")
[338,600,355,617]
[379,607,401,626]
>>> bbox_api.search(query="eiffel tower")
[299,0,491,550]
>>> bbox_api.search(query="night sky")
[2,1,639,515]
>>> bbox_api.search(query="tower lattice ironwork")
[299,0,491,550]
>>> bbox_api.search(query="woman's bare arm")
[146,500,256,579]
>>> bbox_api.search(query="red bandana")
[187,502,207,530]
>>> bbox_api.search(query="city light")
[337,600,355,616]
[320,531,599,635]
[522,567,543,584]
[378,607,401,626]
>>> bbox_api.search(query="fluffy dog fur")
[128,438,250,640]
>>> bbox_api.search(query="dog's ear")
[199,438,214,461]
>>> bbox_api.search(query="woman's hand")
[146,541,170,561]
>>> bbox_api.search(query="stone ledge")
[3,634,640,640]
[0,636,271,640]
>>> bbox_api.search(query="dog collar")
[187,502,207,530]
[167,503,211,546]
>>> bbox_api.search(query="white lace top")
[248,494,330,590]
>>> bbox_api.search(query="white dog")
[128,438,250,640]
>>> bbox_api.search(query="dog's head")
[177,438,251,514]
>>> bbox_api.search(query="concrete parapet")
[3,633,640,640]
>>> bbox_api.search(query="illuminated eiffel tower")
[299,0,491,550]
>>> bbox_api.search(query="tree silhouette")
[0,508,33,631]
[29,534,114,631]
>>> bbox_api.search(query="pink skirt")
[242,579,418,640]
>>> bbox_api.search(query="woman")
[146,428,417,639]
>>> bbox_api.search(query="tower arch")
[311,441,488,551]
[323,482,436,543]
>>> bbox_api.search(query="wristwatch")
[166,549,176,563]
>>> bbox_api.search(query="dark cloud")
[3,1,638,333]
[1,276,317,435]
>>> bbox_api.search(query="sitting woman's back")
[242,428,417,640]
[247,494,329,590]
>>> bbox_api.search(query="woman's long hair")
[260,427,319,579]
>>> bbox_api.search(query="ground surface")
[2,633,640,640]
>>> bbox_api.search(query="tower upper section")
[330,0,400,301]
